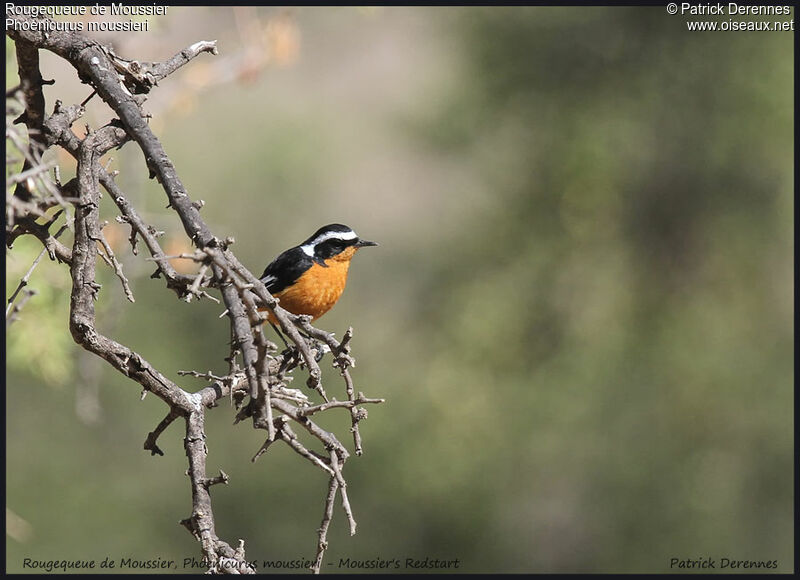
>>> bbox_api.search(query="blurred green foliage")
[6,239,76,385]
[6,6,793,574]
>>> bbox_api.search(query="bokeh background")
[6,6,794,574]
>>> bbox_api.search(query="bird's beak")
[355,239,378,248]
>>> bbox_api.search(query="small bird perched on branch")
[259,223,377,325]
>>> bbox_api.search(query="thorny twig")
[6,288,37,327]
[6,212,70,321]
[6,9,383,574]
[97,221,135,303]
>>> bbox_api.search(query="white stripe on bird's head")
[300,229,357,256]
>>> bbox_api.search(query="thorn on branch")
[253,415,286,462]
[202,469,229,488]
[179,517,198,539]
[80,89,97,107]
[177,369,228,382]
[183,263,210,303]
[304,369,328,402]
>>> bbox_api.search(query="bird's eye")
[315,239,347,259]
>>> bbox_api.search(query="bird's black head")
[300,224,378,262]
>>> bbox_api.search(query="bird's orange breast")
[267,256,352,322]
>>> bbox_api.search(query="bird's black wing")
[259,246,312,294]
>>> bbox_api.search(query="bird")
[258,223,377,327]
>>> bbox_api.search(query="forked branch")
[6,10,383,574]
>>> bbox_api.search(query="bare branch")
[97,222,135,303]
[5,288,37,327]
[277,422,336,476]
[311,476,339,575]
[11,36,47,202]
[6,247,47,315]
[6,208,73,264]
[330,451,357,537]
[6,11,384,573]
[6,158,56,185]
[144,410,180,457]
[183,263,209,303]
[297,394,385,418]
[178,369,229,383]
[150,40,219,82]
